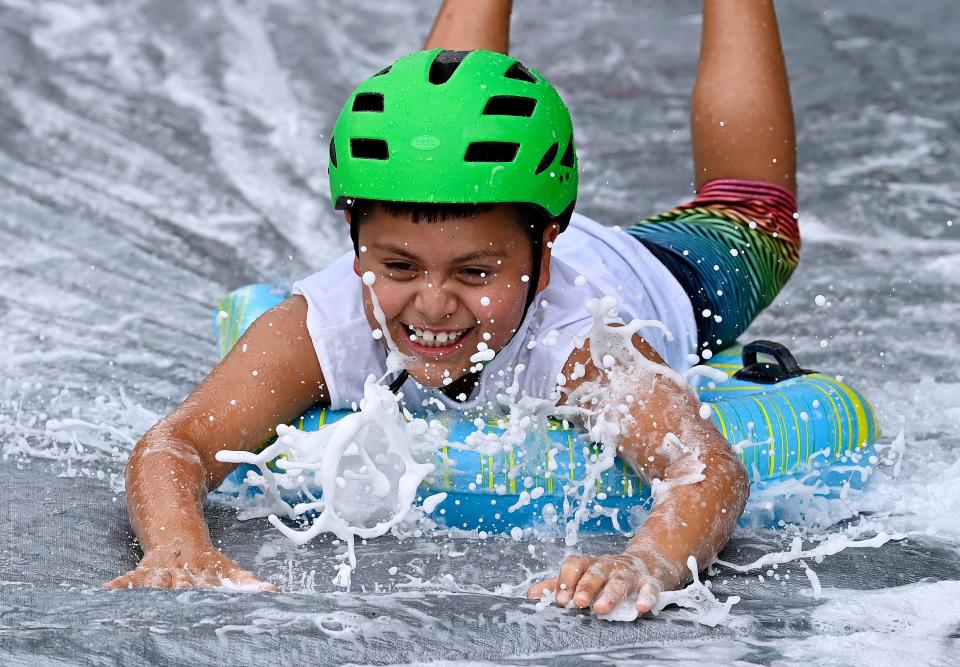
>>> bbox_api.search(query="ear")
[353,254,362,277]
[536,222,561,294]
[343,208,353,226]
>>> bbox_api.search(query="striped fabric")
[627,179,800,353]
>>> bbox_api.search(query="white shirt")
[292,211,696,413]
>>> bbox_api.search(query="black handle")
[734,340,811,384]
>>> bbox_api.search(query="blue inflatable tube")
[215,284,881,532]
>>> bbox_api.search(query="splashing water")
[216,283,731,611]
[651,556,742,627]
[216,380,446,584]
[214,279,910,626]
[714,518,905,574]
[583,556,740,625]
[359,271,411,379]
[555,293,722,547]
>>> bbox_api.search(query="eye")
[459,267,492,282]
[382,261,419,280]
[385,261,415,272]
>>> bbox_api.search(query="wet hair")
[346,199,573,256]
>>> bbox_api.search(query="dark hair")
[347,200,574,255]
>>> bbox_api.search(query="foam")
[217,285,742,619]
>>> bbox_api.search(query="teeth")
[407,325,466,348]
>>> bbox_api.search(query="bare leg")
[692,0,797,194]
[423,0,513,53]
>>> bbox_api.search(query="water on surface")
[1,0,959,664]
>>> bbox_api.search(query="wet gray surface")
[1,0,959,664]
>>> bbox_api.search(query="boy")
[109,0,799,619]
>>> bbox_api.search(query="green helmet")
[328,49,578,225]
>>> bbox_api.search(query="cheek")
[360,278,409,325]
[478,285,528,330]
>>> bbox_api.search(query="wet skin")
[349,204,555,396]
[352,206,749,617]
[110,207,749,615]
[107,206,554,593]
[110,0,768,612]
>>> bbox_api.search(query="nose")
[414,277,458,323]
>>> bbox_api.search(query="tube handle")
[734,340,812,384]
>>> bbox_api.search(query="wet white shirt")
[292,211,696,413]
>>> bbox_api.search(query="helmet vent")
[372,65,391,77]
[560,135,575,167]
[534,142,559,175]
[482,95,536,117]
[429,50,470,85]
[329,137,338,168]
[464,141,520,162]
[350,138,389,160]
[503,61,537,83]
[352,92,384,112]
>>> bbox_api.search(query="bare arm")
[107,296,326,589]
[423,0,513,53]
[692,0,796,193]
[528,338,749,616]
[615,353,748,592]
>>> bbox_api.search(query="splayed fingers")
[527,552,662,616]
[219,566,278,591]
[106,564,276,591]
[105,547,276,591]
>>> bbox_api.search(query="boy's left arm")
[528,339,749,617]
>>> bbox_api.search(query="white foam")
[714,521,905,573]
[774,580,960,664]
[596,556,741,626]
[360,272,409,377]
[216,380,443,578]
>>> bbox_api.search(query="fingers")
[172,569,193,590]
[591,572,634,615]
[104,567,149,589]
[635,580,661,613]
[223,566,278,592]
[530,557,617,609]
[572,561,611,608]
[104,574,132,589]
[526,577,557,600]
[104,565,275,592]
[147,570,174,588]
[527,554,663,619]
[105,567,168,589]
[556,556,591,606]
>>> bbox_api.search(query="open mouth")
[401,323,472,353]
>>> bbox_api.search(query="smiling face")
[350,204,556,394]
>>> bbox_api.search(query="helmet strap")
[349,214,361,256]
[521,231,544,320]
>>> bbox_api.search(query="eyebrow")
[369,244,506,264]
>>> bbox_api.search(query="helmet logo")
[411,135,441,151]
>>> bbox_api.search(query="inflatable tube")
[214,284,881,531]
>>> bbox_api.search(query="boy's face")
[351,205,555,391]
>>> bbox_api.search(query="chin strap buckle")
[387,369,409,394]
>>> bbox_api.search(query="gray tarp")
[2,1,959,664]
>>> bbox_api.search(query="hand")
[526,552,662,618]
[105,542,276,591]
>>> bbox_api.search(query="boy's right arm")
[106,295,326,590]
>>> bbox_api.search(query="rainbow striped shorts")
[627,179,800,353]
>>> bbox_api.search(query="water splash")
[216,380,445,584]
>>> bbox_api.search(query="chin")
[405,363,458,389]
